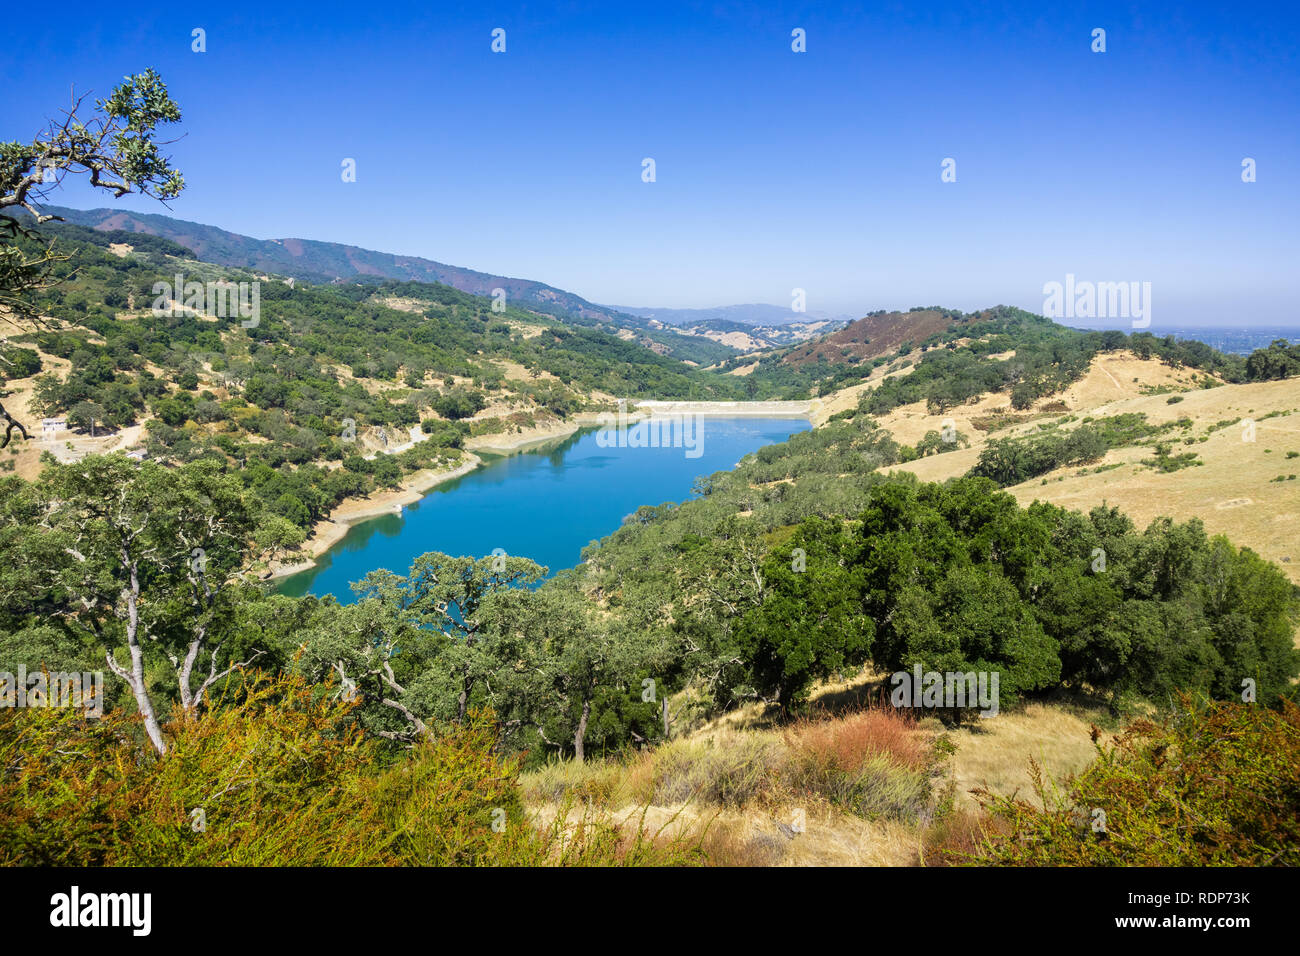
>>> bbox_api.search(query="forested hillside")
[38,204,657,327]
[0,223,765,533]
[735,305,1263,403]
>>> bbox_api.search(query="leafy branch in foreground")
[0,671,702,866]
[0,69,184,445]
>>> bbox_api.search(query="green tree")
[350,552,547,723]
[0,456,266,754]
[66,400,108,436]
[737,516,873,709]
[481,582,660,761]
[0,69,184,445]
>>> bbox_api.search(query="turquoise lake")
[277,417,812,602]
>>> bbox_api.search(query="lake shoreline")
[263,454,486,580]
[265,402,814,584]
[632,399,813,418]
[264,413,617,582]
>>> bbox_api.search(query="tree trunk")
[115,560,167,755]
[178,625,206,712]
[573,697,591,763]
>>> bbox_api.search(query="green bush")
[0,672,699,866]
[966,700,1300,865]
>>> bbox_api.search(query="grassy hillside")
[732,305,1257,403]
[39,205,650,325]
[0,223,761,536]
[878,359,1300,583]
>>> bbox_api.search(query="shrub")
[966,700,1300,865]
[788,708,931,772]
[433,389,486,420]
[0,672,698,866]
[785,710,941,821]
[649,736,787,808]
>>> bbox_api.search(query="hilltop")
[650,316,841,350]
[611,302,854,328]
[39,204,635,324]
[781,307,965,368]
[25,206,735,367]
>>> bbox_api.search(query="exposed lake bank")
[272,414,813,599]
[631,399,813,418]
[265,401,816,582]
[264,454,485,580]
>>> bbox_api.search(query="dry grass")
[870,355,1300,586]
[695,815,790,866]
[519,702,959,866]
[1055,350,1203,408]
[781,812,921,866]
[918,808,1000,866]
[944,702,1102,810]
[808,361,917,424]
[643,734,787,808]
[1009,399,1300,586]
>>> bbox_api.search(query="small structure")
[125,448,147,461]
[41,418,66,440]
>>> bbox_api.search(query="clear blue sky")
[3,0,1297,327]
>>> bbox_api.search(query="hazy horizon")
[34,199,1300,334]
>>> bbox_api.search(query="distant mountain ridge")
[647,316,844,351]
[610,302,854,327]
[35,204,647,331]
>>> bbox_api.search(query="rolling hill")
[38,205,623,322]
[24,205,739,366]
[779,308,966,369]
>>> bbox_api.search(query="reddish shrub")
[788,708,931,773]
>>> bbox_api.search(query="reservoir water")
[277,417,811,602]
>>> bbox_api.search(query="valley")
[2,2,1298,918]
[2,200,1297,872]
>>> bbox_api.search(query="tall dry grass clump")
[784,709,944,822]
[789,708,932,772]
[514,705,957,865]
[524,706,950,820]
[645,735,789,808]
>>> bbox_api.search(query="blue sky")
[3,0,1297,327]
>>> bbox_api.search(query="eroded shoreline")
[265,401,814,583]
